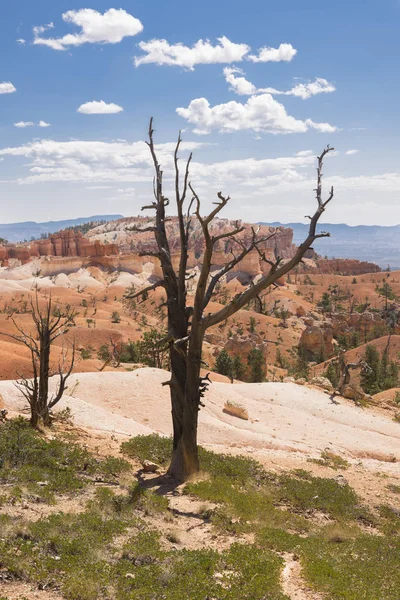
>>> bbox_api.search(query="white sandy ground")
[0,368,399,476]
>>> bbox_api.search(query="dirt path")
[280,552,325,600]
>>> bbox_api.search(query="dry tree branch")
[124,280,166,301]
[202,146,335,330]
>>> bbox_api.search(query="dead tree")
[330,350,372,404]
[128,118,335,480]
[1,293,77,427]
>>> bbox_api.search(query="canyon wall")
[0,230,118,267]
[0,218,381,278]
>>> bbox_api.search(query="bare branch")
[124,280,165,301]
[212,222,245,244]
[202,148,335,329]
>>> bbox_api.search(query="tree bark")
[167,331,202,480]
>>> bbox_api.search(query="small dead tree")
[128,119,335,480]
[1,293,77,427]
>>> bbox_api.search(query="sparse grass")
[1,428,399,599]
[308,449,350,470]
[0,417,130,503]
[300,535,400,599]
[277,471,371,522]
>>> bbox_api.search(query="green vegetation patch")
[0,417,130,502]
[308,449,350,470]
[1,430,399,600]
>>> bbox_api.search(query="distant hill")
[261,222,400,270]
[0,215,123,243]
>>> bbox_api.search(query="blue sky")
[0,0,399,225]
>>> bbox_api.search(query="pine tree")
[361,345,382,395]
[324,360,340,388]
[215,349,233,378]
[247,348,266,382]
[232,355,246,381]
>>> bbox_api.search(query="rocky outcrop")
[310,376,334,392]
[223,400,249,420]
[0,230,118,267]
[0,216,380,282]
[331,311,387,341]
[303,258,380,275]
[223,332,268,360]
[298,322,335,361]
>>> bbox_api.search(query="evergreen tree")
[318,291,332,313]
[293,348,310,380]
[247,348,266,382]
[360,345,381,395]
[232,355,246,381]
[324,360,340,388]
[215,349,233,378]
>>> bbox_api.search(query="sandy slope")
[1,368,399,474]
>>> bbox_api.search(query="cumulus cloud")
[287,78,336,99]
[14,121,51,128]
[16,38,26,45]
[33,9,143,51]
[77,101,124,114]
[134,37,297,69]
[0,138,206,184]
[33,22,54,36]
[176,94,337,135]
[345,149,359,155]
[0,82,17,94]
[223,68,257,95]
[224,68,336,99]
[14,121,35,128]
[134,36,250,69]
[247,43,297,63]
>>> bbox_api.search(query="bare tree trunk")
[168,330,203,479]
[168,364,200,479]
[169,349,186,459]
[38,331,51,425]
[128,120,336,481]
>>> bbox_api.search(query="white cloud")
[33,9,143,51]
[14,121,35,128]
[345,149,358,155]
[223,68,257,95]
[176,94,337,135]
[305,119,337,133]
[0,138,206,184]
[0,82,17,94]
[14,121,51,128]
[134,36,250,69]
[288,78,336,99]
[296,150,314,157]
[33,22,54,36]
[77,100,124,115]
[16,38,26,45]
[247,43,297,63]
[117,187,136,197]
[224,68,336,99]
[86,185,112,190]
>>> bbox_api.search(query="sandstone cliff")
[0,217,381,279]
[0,229,118,267]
